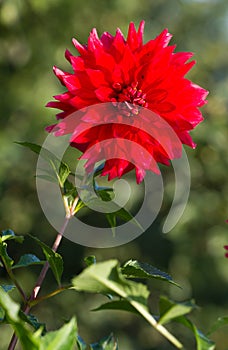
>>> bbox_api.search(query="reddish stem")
[8,218,69,350]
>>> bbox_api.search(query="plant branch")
[131,300,183,349]
[8,217,69,350]
[1,258,27,303]
[28,285,71,307]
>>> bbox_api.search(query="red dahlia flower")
[224,246,228,258]
[47,21,208,183]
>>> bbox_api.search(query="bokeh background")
[0,0,228,349]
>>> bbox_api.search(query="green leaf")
[17,142,70,188]
[0,307,5,322]
[0,241,14,268]
[12,254,45,269]
[29,235,63,286]
[1,229,24,243]
[93,300,138,315]
[90,333,118,350]
[84,255,96,266]
[0,288,40,349]
[0,285,16,293]
[0,288,77,350]
[0,286,15,323]
[175,316,215,350]
[207,316,228,335]
[71,260,183,348]
[105,213,116,236]
[40,318,77,350]
[19,312,46,333]
[159,296,196,325]
[74,198,86,214]
[77,336,87,350]
[72,260,149,306]
[96,188,113,202]
[122,260,179,286]
[36,174,58,183]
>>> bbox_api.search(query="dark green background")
[0,0,228,348]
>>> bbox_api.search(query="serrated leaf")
[77,335,87,350]
[159,296,196,325]
[84,255,96,266]
[105,213,116,236]
[1,229,24,243]
[12,254,44,269]
[90,333,118,350]
[105,207,143,236]
[122,260,179,286]
[93,300,138,315]
[96,189,113,202]
[0,285,16,293]
[29,235,63,286]
[0,288,40,349]
[72,260,149,305]
[0,241,14,268]
[71,260,182,347]
[19,311,46,333]
[40,318,77,350]
[0,307,5,322]
[175,316,215,350]
[207,316,228,335]
[17,142,70,188]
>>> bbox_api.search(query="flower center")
[111,82,148,116]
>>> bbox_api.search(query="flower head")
[47,21,208,183]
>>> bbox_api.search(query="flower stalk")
[8,217,70,350]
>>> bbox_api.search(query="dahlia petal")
[94,50,115,71]
[155,28,172,48]
[181,83,208,107]
[70,95,98,109]
[61,74,81,91]
[72,38,88,55]
[146,89,168,102]
[65,49,72,62]
[110,29,126,60]
[88,28,103,52]
[45,124,57,133]
[119,46,136,83]
[102,159,133,181]
[152,101,176,113]
[182,106,204,126]
[127,22,138,51]
[172,60,196,77]
[100,31,114,49]
[171,52,194,65]
[178,131,196,148]
[111,64,124,84]
[70,56,85,71]
[86,68,108,87]
[54,91,73,102]
[135,168,146,184]
[53,66,66,85]
[95,86,113,101]
[137,21,145,47]
[45,101,71,111]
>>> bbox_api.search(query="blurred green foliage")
[0,0,228,349]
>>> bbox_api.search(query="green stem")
[1,257,27,303]
[131,300,183,349]
[28,285,71,307]
[95,278,183,349]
